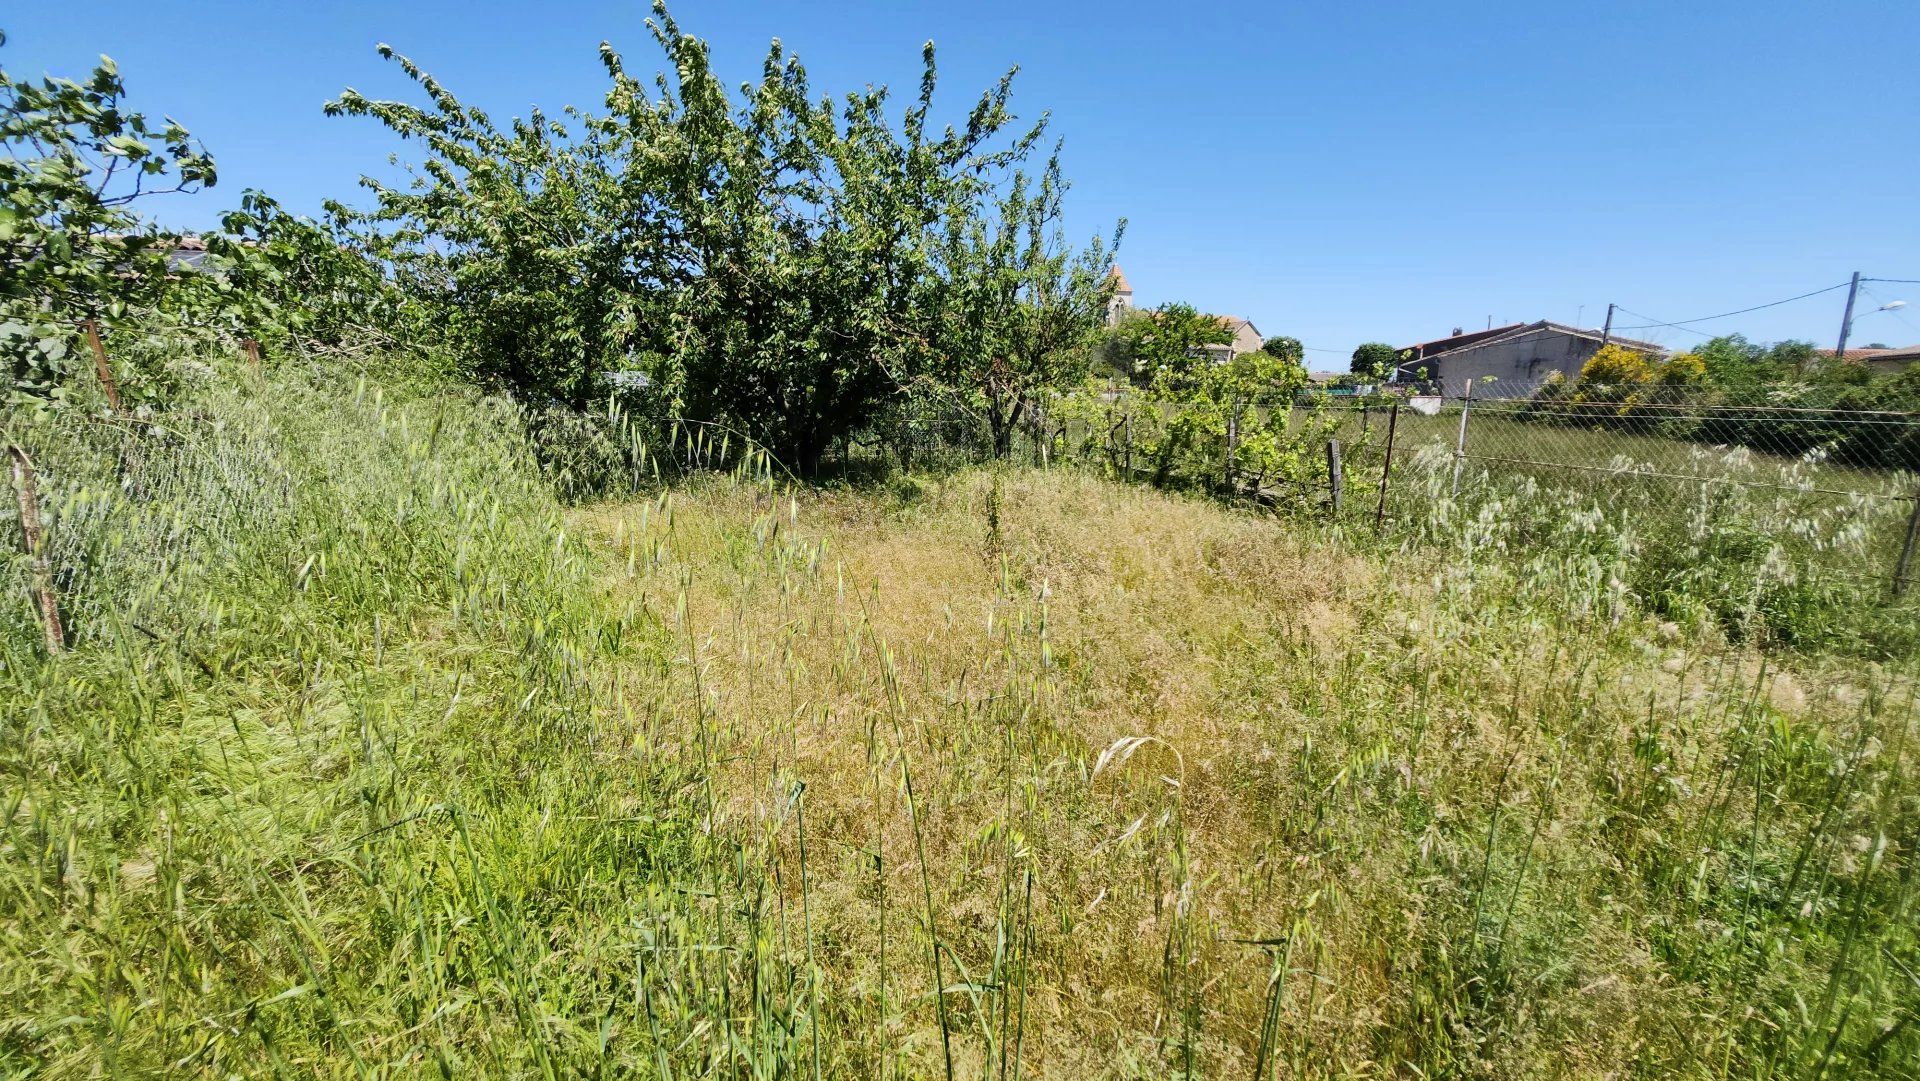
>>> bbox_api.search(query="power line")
[1609,281,1853,331]
[1865,278,1920,286]
[1858,284,1920,340]
[1613,307,1712,339]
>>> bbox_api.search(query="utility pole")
[1835,270,1862,361]
[1600,303,1615,346]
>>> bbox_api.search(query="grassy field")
[4,374,1918,1077]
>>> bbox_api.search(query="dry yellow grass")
[568,465,1896,1079]
[14,375,1910,1079]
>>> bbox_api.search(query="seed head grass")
[3,372,1916,1078]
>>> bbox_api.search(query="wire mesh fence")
[2,403,297,657]
[822,382,1920,652]
[10,376,1919,660]
[1348,391,1920,580]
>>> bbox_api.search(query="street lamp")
[1836,269,1908,360]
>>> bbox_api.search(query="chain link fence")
[1346,391,1919,577]
[824,382,1920,652]
[12,377,1918,658]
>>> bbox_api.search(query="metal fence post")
[1450,382,1472,497]
[1374,401,1400,531]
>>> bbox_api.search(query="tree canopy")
[1260,335,1303,364]
[2,47,216,409]
[1108,303,1231,392]
[321,3,1115,472]
[1349,341,1399,378]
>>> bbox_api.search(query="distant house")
[163,235,213,272]
[1204,316,1264,363]
[1816,344,1920,375]
[1105,264,1265,362]
[1396,321,1666,395]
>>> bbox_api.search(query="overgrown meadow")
[4,360,1917,1078]
[5,7,1920,1077]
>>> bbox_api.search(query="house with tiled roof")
[1395,320,1666,394]
[1203,315,1264,363]
[1105,265,1264,360]
[1816,344,1920,374]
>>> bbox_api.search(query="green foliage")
[1527,336,1920,469]
[1260,334,1303,363]
[1349,341,1398,377]
[1684,334,1819,390]
[325,4,1091,475]
[1,43,216,410]
[1109,302,1232,392]
[928,153,1121,457]
[0,369,798,1075]
[200,190,412,354]
[322,44,647,412]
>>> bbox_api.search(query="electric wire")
[1609,281,1853,331]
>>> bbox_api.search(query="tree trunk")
[988,394,1026,460]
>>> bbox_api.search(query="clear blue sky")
[10,1,1920,363]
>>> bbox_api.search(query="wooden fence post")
[85,319,124,413]
[1895,489,1920,597]
[1327,438,1344,516]
[1374,401,1400,531]
[1450,382,1473,497]
[1105,394,1115,472]
[8,444,65,654]
[1224,401,1240,493]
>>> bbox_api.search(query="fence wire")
[1325,390,1920,598]
[827,384,1920,653]
[10,381,1919,660]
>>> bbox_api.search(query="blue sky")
[10,1,1920,364]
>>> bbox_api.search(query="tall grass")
[576,465,1919,1078]
[0,372,820,1076]
[4,365,1917,1077]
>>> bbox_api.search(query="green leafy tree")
[328,4,1061,474]
[929,153,1121,457]
[1684,334,1821,391]
[200,191,413,356]
[1260,335,1303,364]
[1111,302,1231,392]
[2,40,217,409]
[324,47,642,412]
[1349,341,1398,378]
